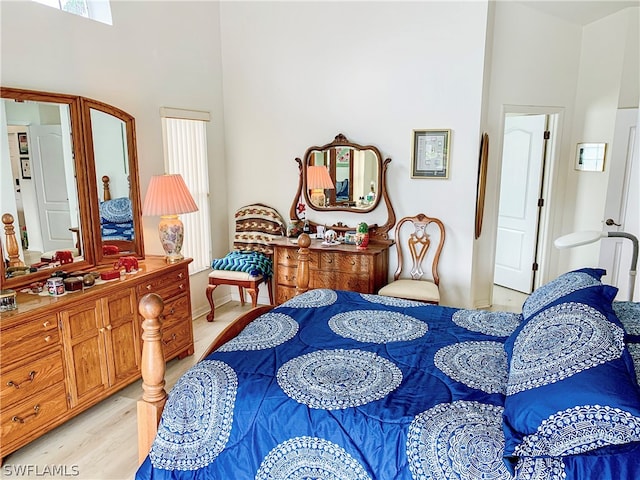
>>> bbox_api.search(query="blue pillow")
[503,284,640,471]
[521,268,605,318]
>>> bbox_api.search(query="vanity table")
[271,237,391,304]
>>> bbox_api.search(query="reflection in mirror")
[304,135,381,213]
[90,108,135,252]
[1,97,83,279]
[82,97,143,262]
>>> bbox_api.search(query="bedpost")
[137,293,167,465]
[2,213,25,267]
[296,233,311,295]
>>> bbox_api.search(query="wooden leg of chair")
[238,286,245,306]
[206,284,217,322]
[267,278,274,305]
[247,287,258,308]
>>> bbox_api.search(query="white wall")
[562,9,639,270]
[474,1,583,307]
[220,1,489,306]
[0,0,227,316]
[474,3,639,307]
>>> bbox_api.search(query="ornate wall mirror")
[290,133,396,240]
[1,87,144,289]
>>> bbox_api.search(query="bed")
[135,237,640,479]
[99,175,135,254]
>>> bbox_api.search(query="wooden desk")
[270,237,391,304]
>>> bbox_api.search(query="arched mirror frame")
[80,97,144,265]
[1,87,144,290]
[290,133,396,241]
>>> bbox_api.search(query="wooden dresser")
[270,238,391,304]
[0,256,193,461]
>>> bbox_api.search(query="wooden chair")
[377,213,445,304]
[205,204,285,321]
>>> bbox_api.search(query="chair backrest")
[392,214,445,285]
[233,203,285,255]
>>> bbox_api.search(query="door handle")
[605,218,621,226]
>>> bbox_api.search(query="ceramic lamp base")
[158,214,185,264]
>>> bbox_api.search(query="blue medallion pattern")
[149,360,237,470]
[255,436,371,480]
[514,404,640,456]
[406,400,510,480]
[217,312,298,351]
[522,271,601,317]
[328,310,427,343]
[628,343,640,384]
[360,293,427,308]
[614,301,640,335]
[514,457,566,480]
[507,302,625,395]
[282,289,338,308]
[277,349,403,410]
[452,310,522,337]
[434,341,507,394]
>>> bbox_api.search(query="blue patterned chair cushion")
[502,282,640,472]
[211,251,273,279]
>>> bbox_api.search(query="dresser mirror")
[290,133,396,240]
[1,87,144,289]
[81,97,143,263]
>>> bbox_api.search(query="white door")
[494,114,547,293]
[30,125,75,253]
[599,108,638,301]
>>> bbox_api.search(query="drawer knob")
[178,272,184,279]
[7,371,36,389]
[44,335,52,343]
[12,404,40,423]
[179,284,185,290]
[351,260,356,265]
[42,321,51,328]
[106,325,112,331]
[162,333,177,346]
[146,284,152,290]
[327,259,333,264]
[169,308,175,315]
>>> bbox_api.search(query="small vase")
[355,231,369,250]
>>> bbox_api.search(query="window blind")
[161,111,211,275]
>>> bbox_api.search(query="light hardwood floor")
[1,287,526,480]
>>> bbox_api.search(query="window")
[33,0,113,25]
[160,108,211,275]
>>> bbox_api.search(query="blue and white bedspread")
[137,276,640,479]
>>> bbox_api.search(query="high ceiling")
[517,1,638,25]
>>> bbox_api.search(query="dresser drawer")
[275,248,318,268]
[276,265,298,287]
[1,351,65,406]
[318,252,371,272]
[137,267,188,300]
[1,383,68,451]
[1,315,59,363]
[275,286,297,305]
[161,294,190,331]
[161,318,193,360]
[313,271,371,292]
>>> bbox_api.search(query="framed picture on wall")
[411,129,451,178]
[20,157,31,179]
[17,132,28,155]
[575,142,606,172]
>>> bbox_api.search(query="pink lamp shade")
[306,165,335,190]
[142,174,198,263]
[307,166,334,208]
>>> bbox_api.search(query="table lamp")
[142,174,198,264]
[554,230,638,301]
[307,165,334,207]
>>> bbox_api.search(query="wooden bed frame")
[136,233,312,463]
